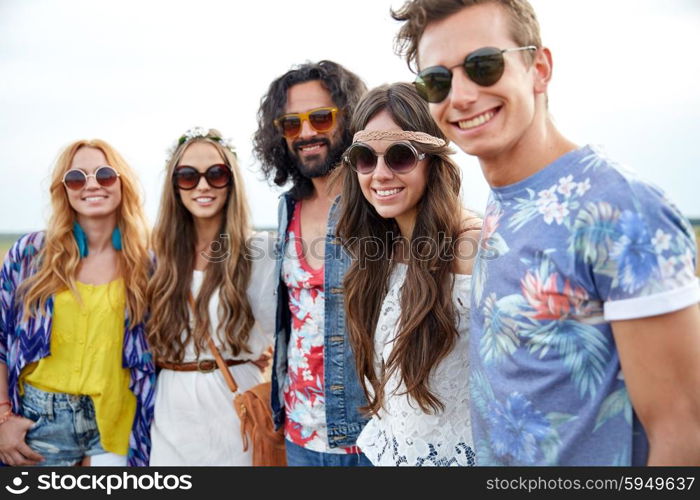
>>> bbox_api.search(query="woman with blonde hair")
[0,139,153,466]
[147,127,276,465]
[336,83,481,466]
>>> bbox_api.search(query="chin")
[299,161,330,179]
[190,206,225,220]
[373,205,402,221]
[190,209,214,219]
[74,205,120,219]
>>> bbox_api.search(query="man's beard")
[291,137,347,179]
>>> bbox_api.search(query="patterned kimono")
[0,231,155,466]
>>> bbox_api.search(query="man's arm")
[612,304,700,465]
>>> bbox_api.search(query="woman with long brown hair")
[335,83,480,466]
[0,139,152,466]
[147,127,275,465]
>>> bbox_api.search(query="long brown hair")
[18,139,150,326]
[336,83,466,414]
[147,130,254,362]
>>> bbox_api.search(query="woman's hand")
[0,415,44,465]
[251,346,273,372]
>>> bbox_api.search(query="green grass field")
[0,234,21,262]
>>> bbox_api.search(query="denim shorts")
[20,383,108,466]
[285,439,373,467]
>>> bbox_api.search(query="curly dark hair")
[252,60,367,200]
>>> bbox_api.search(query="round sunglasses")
[62,166,120,190]
[344,141,426,175]
[172,164,232,190]
[274,107,339,139]
[414,46,537,103]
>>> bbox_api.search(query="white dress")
[356,263,476,466]
[149,232,277,466]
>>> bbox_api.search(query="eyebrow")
[176,163,226,169]
[69,164,111,172]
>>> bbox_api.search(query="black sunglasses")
[172,164,232,190]
[343,141,426,175]
[414,46,537,103]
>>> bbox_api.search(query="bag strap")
[188,292,239,394]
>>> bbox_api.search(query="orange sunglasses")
[274,107,339,139]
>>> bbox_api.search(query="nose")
[195,174,210,190]
[371,156,394,181]
[449,69,479,110]
[84,174,100,190]
[298,117,318,140]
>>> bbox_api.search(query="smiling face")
[418,3,541,161]
[284,80,344,179]
[65,146,122,221]
[176,141,230,222]
[357,110,430,231]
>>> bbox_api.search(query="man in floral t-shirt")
[394,0,700,465]
[253,61,371,466]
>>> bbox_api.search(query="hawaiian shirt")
[282,201,358,454]
[470,145,699,465]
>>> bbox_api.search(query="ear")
[532,47,553,95]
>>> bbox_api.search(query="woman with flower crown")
[0,139,152,466]
[147,127,276,465]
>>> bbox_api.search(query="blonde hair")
[147,130,255,362]
[19,139,150,326]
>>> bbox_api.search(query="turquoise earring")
[72,222,122,258]
[73,222,89,258]
[111,226,122,251]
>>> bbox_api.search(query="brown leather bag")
[207,337,287,466]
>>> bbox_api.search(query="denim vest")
[270,192,369,448]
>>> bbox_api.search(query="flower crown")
[165,126,237,165]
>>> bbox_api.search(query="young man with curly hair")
[253,61,371,466]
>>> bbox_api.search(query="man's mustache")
[293,138,331,151]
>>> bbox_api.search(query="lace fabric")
[357,264,476,466]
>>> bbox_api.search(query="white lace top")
[356,263,476,466]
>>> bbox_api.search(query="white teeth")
[458,111,495,130]
[375,188,402,197]
[84,196,104,202]
[195,197,214,202]
[300,144,323,151]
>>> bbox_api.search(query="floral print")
[470,145,699,465]
[487,392,552,465]
[281,202,357,455]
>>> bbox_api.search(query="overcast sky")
[1,0,699,233]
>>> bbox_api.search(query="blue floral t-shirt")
[470,145,699,466]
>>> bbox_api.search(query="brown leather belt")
[156,359,250,373]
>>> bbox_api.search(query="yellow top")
[21,279,136,456]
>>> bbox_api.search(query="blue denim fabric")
[285,439,373,467]
[271,193,369,449]
[20,383,108,466]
